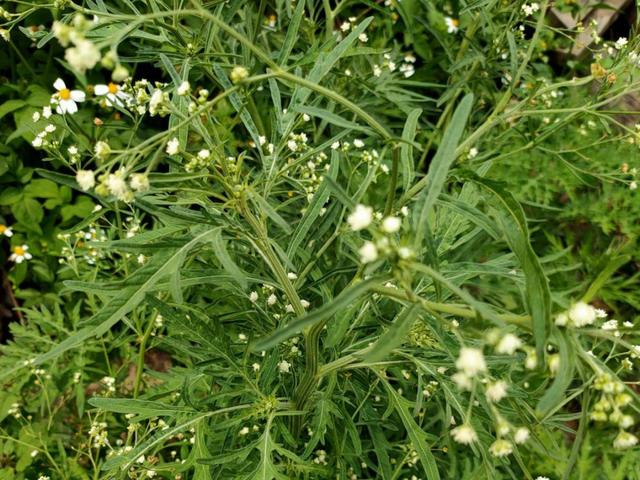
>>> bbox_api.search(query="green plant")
[0,1,639,479]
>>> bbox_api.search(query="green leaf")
[400,108,421,193]
[536,330,575,418]
[361,304,421,363]
[88,398,194,419]
[379,376,441,480]
[413,93,473,248]
[0,100,26,122]
[253,276,388,351]
[467,174,550,360]
[210,228,249,290]
[277,0,305,66]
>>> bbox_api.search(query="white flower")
[373,64,382,77]
[568,302,597,327]
[613,431,638,449]
[166,137,180,155]
[129,173,149,192]
[177,81,190,96]
[486,380,508,402]
[42,106,52,118]
[252,363,260,372]
[267,293,277,306]
[106,169,131,201]
[456,347,486,377]
[468,147,478,158]
[249,291,259,303]
[554,312,569,326]
[76,170,96,191]
[52,78,85,115]
[287,272,298,280]
[331,141,340,150]
[94,140,111,159]
[358,241,378,263]
[495,333,522,355]
[0,224,13,237]
[340,22,351,32]
[444,17,459,34]
[0,29,9,42]
[230,66,249,83]
[300,299,310,308]
[9,245,32,263]
[614,37,628,50]
[347,204,373,231]
[94,82,130,107]
[239,426,250,436]
[514,427,530,444]
[451,424,477,444]
[278,360,291,373]
[452,372,472,390]
[381,216,401,233]
[353,139,365,148]
[65,39,101,73]
[489,439,513,457]
[522,3,540,16]
[601,319,618,331]
[32,111,41,122]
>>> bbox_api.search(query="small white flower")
[456,347,486,377]
[302,113,310,122]
[252,363,261,372]
[614,37,628,50]
[238,333,247,341]
[166,137,180,155]
[568,302,597,327]
[468,147,478,158]
[94,140,111,159]
[444,17,459,34]
[514,427,530,444]
[65,39,101,73]
[76,170,96,191]
[347,204,373,231]
[358,33,368,42]
[258,135,266,146]
[52,78,85,115]
[249,291,259,303]
[381,216,401,233]
[129,173,150,192]
[0,224,13,237]
[267,293,277,306]
[278,360,291,373]
[358,241,378,263]
[353,139,365,148]
[106,169,131,202]
[451,424,477,444]
[230,66,249,83]
[287,272,298,280]
[94,82,130,107]
[613,431,638,449]
[495,333,522,355]
[300,299,310,309]
[373,64,382,77]
[177,81,190,96]
[486,380,508,402]
[239,426,250,435]
[331,141,340,150]
[554,312,569,327]
[489,439,513,457]
[340,22,351,32]
[32,111,41,122]
[9,245,32,264]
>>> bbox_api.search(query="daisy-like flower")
[9,245,32,263]
[347,204,373,231]
[0,224,13,237]
[52,78,86,115]
[489,439,513,457]
[94,82,130,107]
[445,17,459,34]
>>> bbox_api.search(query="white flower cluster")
[52,15,101,73]
[347,204,410,264]
[554,301,607,328]
[76,165,149,203]
[590,373,637,449]
[521,3,540,16]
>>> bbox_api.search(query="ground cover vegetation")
[0,0,639,479]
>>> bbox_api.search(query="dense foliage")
[1,1,639,479]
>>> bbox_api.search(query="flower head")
[451,424,477,444]
[76,170,96,191]
[65,39,101,73]
[129,173,149,192]
[9,245,32,263]
[52,78,86,114]
[568,302,597,327]
[0,224,14,237]
[358,241,378,264]
[495,333,522,355]
[486,380,508,402]
[445,17,459,34]
[381,216,401,233]
[347,204,373,231]
[613,431,638,449]
[166,137,180,155]
[455,347,486,377]
[489,439,513,457]
[94,82,130,107]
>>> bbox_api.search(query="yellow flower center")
[108,82,119,94]
[452,18,459,27]
[14,246,25,256]
[59,88,71,100]
[0,225,6,233]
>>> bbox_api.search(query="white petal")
[25,253,33,260]
[54,78,66,91]
[60,99,78,114]
[15,256,24,264]
[94,84,109,95]
[56,104,64,114]
[71,90,85,102]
